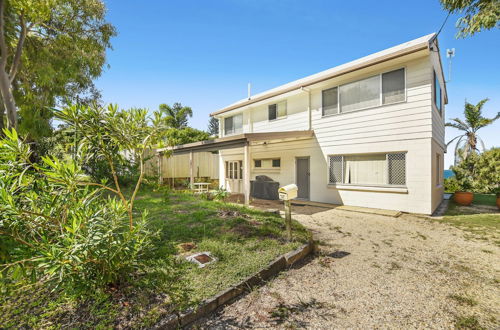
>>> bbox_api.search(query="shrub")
[0,130,155,293]
[444,176,460,193]
[473,148,500,193]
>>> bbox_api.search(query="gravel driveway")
[197,208,500,329]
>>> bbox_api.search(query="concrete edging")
[154,240,315,329]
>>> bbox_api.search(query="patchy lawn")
[0,189,309,329]
[442,193,499,245]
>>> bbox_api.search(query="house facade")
[166,33,446,215]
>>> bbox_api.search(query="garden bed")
[0,189,309,329]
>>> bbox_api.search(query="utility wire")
[436,12,451,37]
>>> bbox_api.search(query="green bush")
[0,130,155,293]
[450,148,500,193]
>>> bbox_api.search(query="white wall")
[216,51,444,214]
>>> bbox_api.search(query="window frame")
[252,158,281,170]
[327,152,407,187]
[433,70,442,116]
[223,113,243,136]
[321,67,407,118]
[268,100,287,121]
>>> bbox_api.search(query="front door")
[225,160,243,193]
[296,157,310,200]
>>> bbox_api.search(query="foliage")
[208,116,219,136]
[159,102,193,129]
[444,176,461,192]
[213,187,229,201]
[440,0,500,37]
[0,129,155,293]
[451,153,477,191]
[54,103,170,229]
[0,0,116,134]
[165,127,210,145]
[472,147,500,193]
[446,98,499,164]
[450,147,500,193]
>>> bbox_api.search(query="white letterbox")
[278,184,298,200]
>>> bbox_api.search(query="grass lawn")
[441,193,499,245]
[0,189,309,329]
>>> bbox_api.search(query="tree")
[0,0,116,132]
[446,98,499,163]
[0,129,154,292]
[208,116,219,136]
[55,103,169,229]
[165,127,210,146]
[159,102,193,129]
[440,0,500,37]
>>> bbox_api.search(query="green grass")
[440,194,499,245]
[0,189,309,329]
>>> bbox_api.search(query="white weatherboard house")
[168,33,447,215]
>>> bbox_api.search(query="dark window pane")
[272,159,280,167]
[382,68,405,104]
[434,71,442,114]
[268,104,277,120]
[224,117,233,135]
[322,87,338,116]
[254,160,261,167]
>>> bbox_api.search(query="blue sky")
[97,0,500,168]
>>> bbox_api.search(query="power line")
[436,12,451,37]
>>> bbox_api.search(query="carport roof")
[157,130,314,154]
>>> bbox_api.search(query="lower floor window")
[329,152,406,186]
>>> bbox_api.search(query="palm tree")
[158,102,193,129]
[446,98,499,164]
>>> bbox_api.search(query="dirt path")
[197,208,500,329]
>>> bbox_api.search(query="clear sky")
[96,0,500,168]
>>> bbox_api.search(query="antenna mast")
[446,48,455,82]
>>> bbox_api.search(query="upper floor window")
[268,101,287,121]
[224,114,243,135]
[322,87,338,116]
[434,70,442,115]
[322,68,405,116]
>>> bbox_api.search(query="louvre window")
[268,101,286,120]
[322,68,406,116]
[322,87,338,116]
[272,159,281,167]
[254,159,262,168]
[328,153,406,186]
[382,68,405,104]
[224,114,243,135]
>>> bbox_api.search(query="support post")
[189,151,194,189]
[158,152,163,185]
[243,142,250,205]
[284,200,292,241]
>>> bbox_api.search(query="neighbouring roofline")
[156,130,314,154]
[211,33,439,117]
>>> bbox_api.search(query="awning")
[157,130,314,155]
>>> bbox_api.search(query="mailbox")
[278,184,298,200]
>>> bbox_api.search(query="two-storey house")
[169,33,447,215]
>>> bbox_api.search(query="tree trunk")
[0,96,5,135]
[0,68,17,129]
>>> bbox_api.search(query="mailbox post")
[278,184,298,241]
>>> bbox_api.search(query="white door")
[225,160,242,193]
